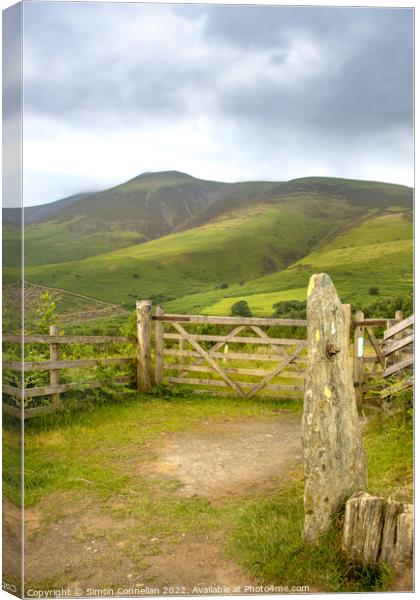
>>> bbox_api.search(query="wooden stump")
[343,492,413,577]
[303,273,367,542]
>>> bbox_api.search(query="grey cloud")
[19,2,414,205]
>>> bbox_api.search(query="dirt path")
[18,413,302,595]
[151,416,302,497]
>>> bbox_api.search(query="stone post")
[303,273,367,542]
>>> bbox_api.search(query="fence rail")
[2,328,134,417]
[145,303,308,399]
[2,298,413,418]
[352,311,413,402]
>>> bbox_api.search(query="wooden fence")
[2,326,134,419]
[352,311,414,404]
[2,300,413,418]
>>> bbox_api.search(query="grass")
[23,195,357,307]
[166,211,413,314]
[227,405,413,592]
[201,288,307,316]
[3,392,412,593]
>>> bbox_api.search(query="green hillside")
[51,170,226,240]
[169,211,413,315]
[14,173,412,316]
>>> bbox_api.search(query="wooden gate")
[152,310,307,398]
[352,311,414,402]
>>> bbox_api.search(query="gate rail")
[148,307,308,398]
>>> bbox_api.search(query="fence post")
[136,300,152,392]
[343,304,351,351]
[155,306,164,385]
[353,310,365,408]
[393,310,404,365]
[49,325,61,408]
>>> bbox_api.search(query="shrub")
[362,292,413,318]
[272,300,306,319]
[369,286,380,296]
[231,300,252,318]
[220,283,229,289]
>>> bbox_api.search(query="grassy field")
[23,196,359,307]
[166,211,413,314]
[22,207,412,315]
[2,173,410,318]
[3,393,413,593]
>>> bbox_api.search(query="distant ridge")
[2,192,96,225]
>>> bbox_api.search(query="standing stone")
[303,273,367,542]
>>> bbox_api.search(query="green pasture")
[24,197,356,307]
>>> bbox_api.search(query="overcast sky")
[11,2,416,205]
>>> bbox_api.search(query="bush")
[220,283,229,289]
[272,300,306,319]
[362,292,413,319]
[369,286,380,296]
[231,300,252,318]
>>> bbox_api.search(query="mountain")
[2,192,95,225]
[50,170,228,239]
[12,172,412,314]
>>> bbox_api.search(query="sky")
[4,1,415,206]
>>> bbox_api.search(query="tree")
[231,300,252,317]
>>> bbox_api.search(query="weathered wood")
[2,376,132,400]
[383,314,414,340]
[171,322,245,396]
[166,377,229,388]
[136,300,153,391]
[163,348,307,363]
[190,388,303,398]
[2,334,131,344]
[49,326,61,408]
[154,314,307,327]
[353,310,365,407]
[383,355,413,378]
[3,357,134,372]
[393,310,404,365]
[365,327,385,368]
[163,333,307,346]
[363,356,380,364]
[303,274,367,542]
[342,492,413,574]
[250,326,288,358]
[342,304,351,348]
[182,325,246,372]
[165,377,304,393]
[245,343,306,398]
[165,363,306,378]
[382,333,413,357]
[154,306,164,385]
[352,318,393,327]
[2,385,22,398]
[342,492,386,564]
[380,377,413,398]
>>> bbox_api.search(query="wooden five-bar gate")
[2,298,413,418]
[149,304,308,398]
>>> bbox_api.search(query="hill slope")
[51,171,228,239]
[21,174,413,313]
[2,192,95,225]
